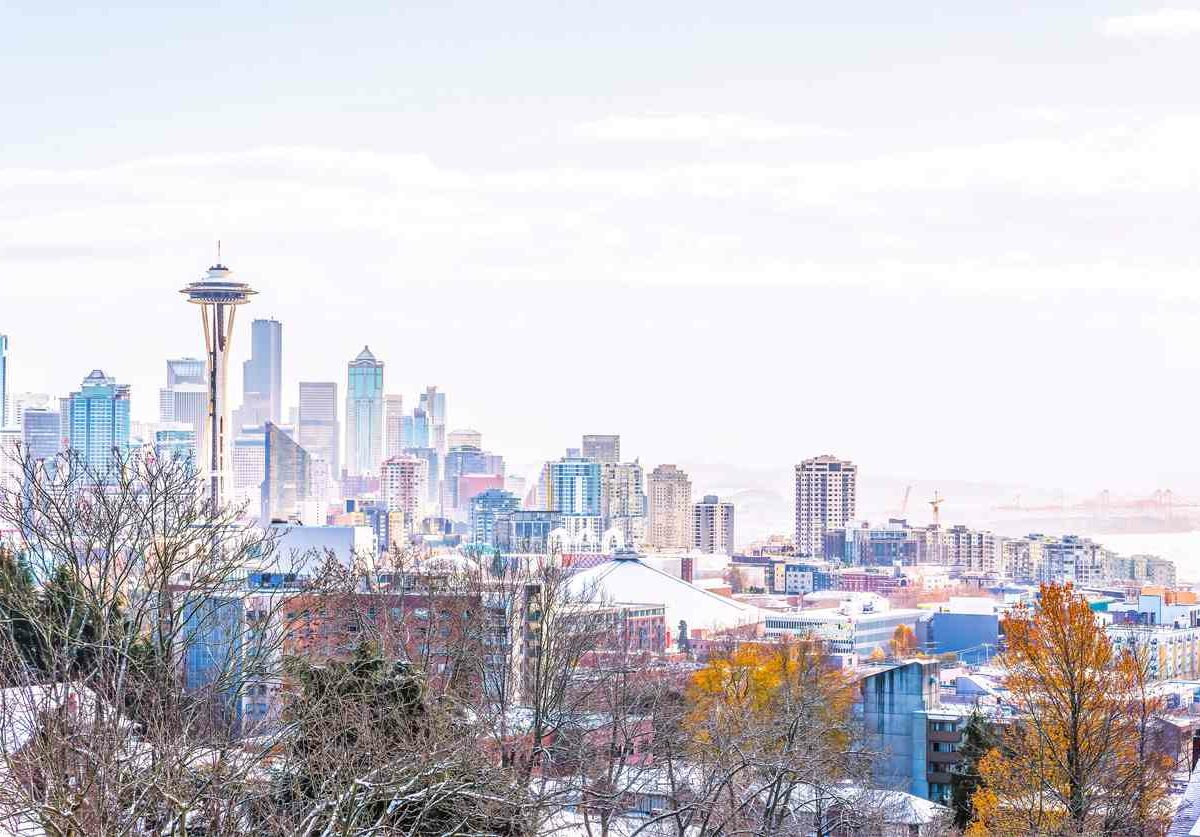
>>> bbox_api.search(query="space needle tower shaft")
[180,254,256,513]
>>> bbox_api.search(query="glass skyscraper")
[261,421,310,525]
[401,406,430,449]
[298,381,339,477]
[242,319,283,425]
[345,347,384,477]
[549,452,602,517]
[65,370,130,476]
[22,407,61,467]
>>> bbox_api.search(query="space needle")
[180,249,256,512]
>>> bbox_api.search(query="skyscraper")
[165,357,204,388]
[180,261,256,510]
[261,421,311,525]
[693,494,735,554]
[442,444,489,517]
[345,347,384,477]
[601,460,647,548]
[418,386,446,454]
[298,382,339,478]
[646,464,692,550]
[0,334,8,428]
[155,423,197,470]
[380,455,429,533]
[242,318,283,425]
[447,428,482,449]
[582,434,620,464]
[401,407,430,449]
[384,394,404,459]
[470,488,521,546]
[65,370,131,476]
[794,455,857,558]
[548,451,602,516]
[22,407,61,467]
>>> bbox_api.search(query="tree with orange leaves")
[968,582,1173,836]
[889,623,919,658]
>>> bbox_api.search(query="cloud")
[572,113,839,143]
[1101,8,1200,37]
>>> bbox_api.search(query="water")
[1091,531,1200,583]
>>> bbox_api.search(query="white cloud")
[1101,8,1200,37]
[572,113,839,143]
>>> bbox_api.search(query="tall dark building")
[242,318,283,425]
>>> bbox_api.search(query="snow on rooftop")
[570,555,760,634]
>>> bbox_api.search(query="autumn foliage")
[968,583,1174,836]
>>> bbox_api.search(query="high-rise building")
[298,382,339,478]
[160,384,207,438]
[470,488,521,546]
[601,461,647,548]
[447,428,482,450]
[242,318,283,426]
[180,262,256,509]
[8,393,52,430]
[345,347,384,477]
[231,425,266,510]
[646,464,692,550]
[403,446,441,504]
[401,407,430,450]
[794,455,857,558]
[380,455,429,533]
[0,428,20,493]
[384,394,405,459]
[548,451,602,517]
[155,423,196,470]
[22,407,61,467]
[0,334,8,428]
[418,386,446,454]
[262,421,311,525]
[582,434,620,464]
[166,357,205,388]
[693,494,735,554]
[442,444,490,517]
[64,370,131,476]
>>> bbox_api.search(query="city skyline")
[4,3,1200,495]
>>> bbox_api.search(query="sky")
[2,1,1200,505]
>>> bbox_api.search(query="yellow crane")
[929,490,945,528]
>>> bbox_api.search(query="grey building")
[581,434,620,464]
[794,455,857,558]
[298,381,339,477]
[692,494,735,554]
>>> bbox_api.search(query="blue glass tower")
[22,407,61,470]
[65,370,131,477]
[549,453,602,517]
[345,346,384,476]
[470,488,521,545]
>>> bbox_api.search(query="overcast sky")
[2,1,1200,495]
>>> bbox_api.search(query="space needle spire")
[180,253,256,512]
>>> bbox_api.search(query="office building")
[165,357,204,388]
[242,318,282,426]
[403,446,441,504]
[418,386,446,454]
[7,393,52,430]
[582,434,620,464]
[231,425,266,510]
[693,494,735,554]
[22,407,61,468]
[180,261,256,509]
[384,394,404,458]
[942,525,1002,577]
[262,422,311,525]
[64,370,131,476]
[494,510,563,552]
[345,347,384,477]
[548,451,602,517]
[447,428,482,450]
[763,594,922,658]
[298,382,339,478]
[646,464,692,550]
[401,407,430,450]
[442,444,491,516]
[380,455,429,534]
[159,383,207,437]
[155,423,197,470]
[470,488,521,546]
[795,455,857,558]
[601,461,647,548]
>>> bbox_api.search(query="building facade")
[384,394,405,459]
[298,381,339,478]
[582,434,620,464]
[646,464,692,550]
[345,347,384,477]
[380,455,430,534]
[794,455,857,558]
[65,370,131,476]
[241,318,283,426]
[470,488,522,546]
[262,422,311,525]
[601,461,647,549]
[692,494,735,554]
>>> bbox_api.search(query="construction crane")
[900,485,912,517]
[929,490,945,528]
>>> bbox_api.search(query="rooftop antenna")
[216,239,222,265]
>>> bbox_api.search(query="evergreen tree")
[949,708,997,830]
[0,547,41,678]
